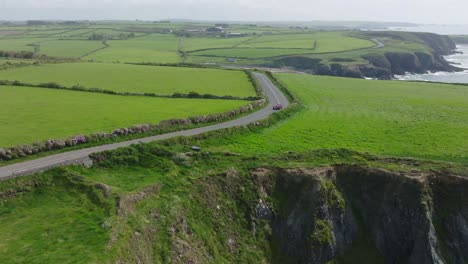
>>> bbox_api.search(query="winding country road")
[371,38,385,49]
[0,72,289,180]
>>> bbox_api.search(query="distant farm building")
[226,32,247,38]
[206,27,225,33]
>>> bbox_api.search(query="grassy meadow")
[84,34,180,63]
[183,36,253,51]
[202,74,468,163]
[0,85,249,147]
[38,40,105,58]
[0,38,42,52]
[240,32,374,50]
[191,48,315,59]
[0,62,256,97]
[189,32,375,59]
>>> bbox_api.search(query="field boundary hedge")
[0,69,266,161]
[0,80,261,101]
[163,71,302,146]
[0,98,266,161]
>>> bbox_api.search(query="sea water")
[395,45,468,84]
[388,24,468,35]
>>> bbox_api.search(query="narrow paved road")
[371,38,385,49]
[0,72,289,180]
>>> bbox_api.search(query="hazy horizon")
[1,0,467,25]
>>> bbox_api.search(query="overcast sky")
[0,0,467,24]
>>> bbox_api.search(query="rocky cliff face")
[250,166,467,264]
[270,32,461,80]
[361,51,459,79]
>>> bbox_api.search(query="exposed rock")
[253,199,273,220]
[227,237,236,253]
[95,183,112,197]
[0,148,5,159]
[52,139,66,149]
[249,166,467,264]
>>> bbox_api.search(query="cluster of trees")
[0,79,259,101]
[26,20,89,26]
[0,50,35,59]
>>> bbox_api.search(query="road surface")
[371,38,385,49]
[0,72,289,180]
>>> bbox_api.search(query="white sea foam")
[396,45,468,83]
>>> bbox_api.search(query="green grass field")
[190,48,315,58]
[0,37,105,58]
[0,85,248,147]
[203,74,468,163]
[0,63,256,97]
[38,40,105,58]
[240,32,374,51]
[26,29,70,36]
[0,185,109,263]
[189,32,375,59]
[183,36,253,51]
[85,34,180,63]
[0,38,42,52]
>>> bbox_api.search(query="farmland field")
[190,48,315,58]
[0,38,43,52]
[239,32,374,51]
[0,63,256,97]
[203,74,468,162]
[183,36,252,51]
[38,40,105,58]
[189,32,375,59]
[0,85,249,147]
[85,34,180,63]
[26,29,70,36]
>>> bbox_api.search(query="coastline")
[395,44,468,83]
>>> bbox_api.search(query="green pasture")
[0,38,42,52]
[38,40,104,58]
[26,29,69,36]
[240,32,374,50]
[55,28,97,38]
[190,47,314,58]
[0,63,256,97]
[0,38,104,58]
[0,30,28,38]
[183,36,252,51]
[204,74,468,163]
[85,34,180,63]
[0,85,248,147]
[189,32,375,59]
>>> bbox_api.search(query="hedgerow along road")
[0,72,289,180]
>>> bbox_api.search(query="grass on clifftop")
[201,74,468,163]
[0,141,465,263]
[0,185,109,263]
